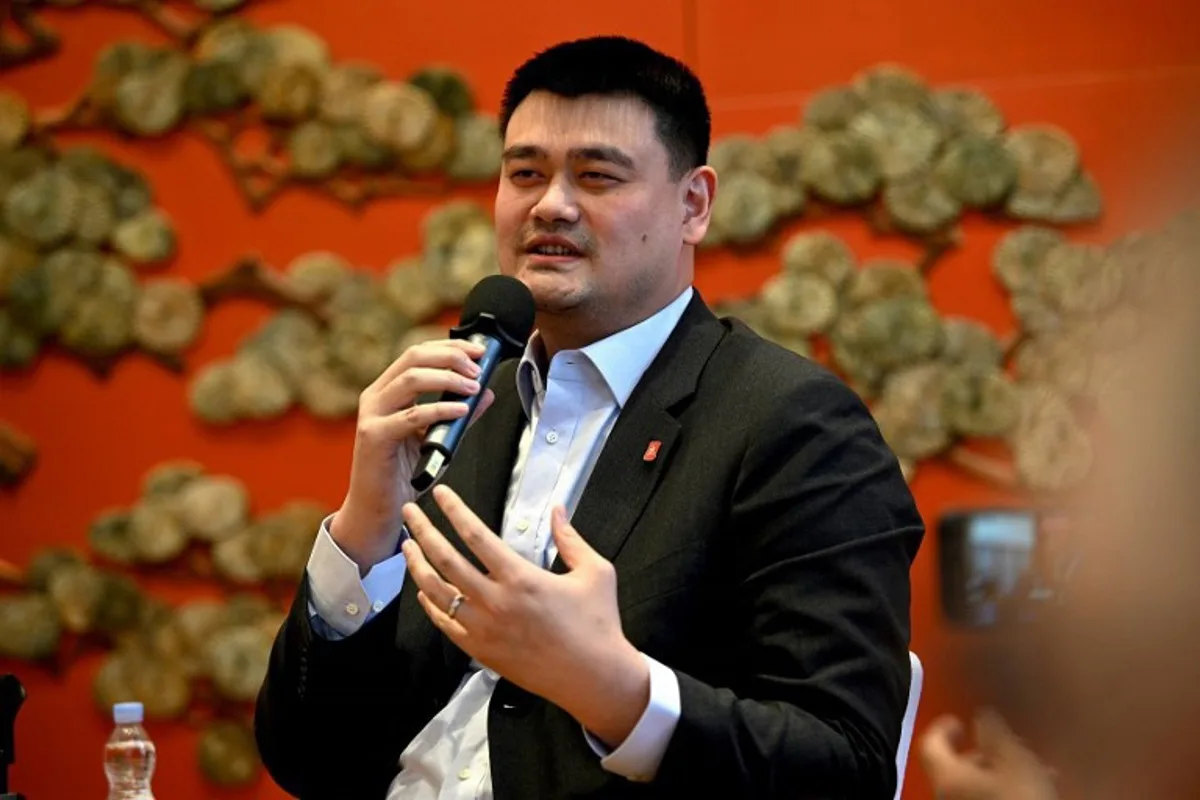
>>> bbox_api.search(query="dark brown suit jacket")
[255,293,925,799]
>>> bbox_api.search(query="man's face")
[494,91,709,328]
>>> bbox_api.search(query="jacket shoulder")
[708,316,862,404]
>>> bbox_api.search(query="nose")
[530,175,580,226]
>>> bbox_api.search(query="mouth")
[523,237,585,264]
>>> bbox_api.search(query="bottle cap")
[113,702,144,724]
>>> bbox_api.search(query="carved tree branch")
[40,340,184,380]
[197,254,329,322]
[2,0,222,73]
[33,93,100,136]
[1002,330,1026,362]
[944,443,1020,489]
[0,3,61,70]
[0,557,24,588]
[0,421,38,489]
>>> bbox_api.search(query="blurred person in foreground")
[254,35,923,800]
[920,214,1200,800]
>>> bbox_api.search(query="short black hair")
[499,36,711,180]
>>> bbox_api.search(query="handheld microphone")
[410,274,535,492]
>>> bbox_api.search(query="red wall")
[2,1,1198,797]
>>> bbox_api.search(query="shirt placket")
[507,374,580,568]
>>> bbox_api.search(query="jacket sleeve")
[652,371,925,799]
[306,519,411,638]
[254,571,447,799]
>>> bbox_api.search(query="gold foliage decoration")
[28,17,502,211]
[0,420,37,488]
[188,199,497,424]
[0,91,208,378]
[718,207,1197,493]
[704,63,1102,252]
[1,0,253,71]
[0,459,332,788]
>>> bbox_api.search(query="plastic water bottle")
[104,701,157,800]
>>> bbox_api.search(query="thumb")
[920,715,995,795]
[919,715,966,777]
[550,506,594,570]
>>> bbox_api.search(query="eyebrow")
[501,144,637,171]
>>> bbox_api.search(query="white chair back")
[893,651,924,800]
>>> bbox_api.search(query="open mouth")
[525,238,585,259]
[528,244,582,257]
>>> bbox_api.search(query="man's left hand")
[400,484,650,747]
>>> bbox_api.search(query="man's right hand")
[330,338,495,573]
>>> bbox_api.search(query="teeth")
[533,245,577,256]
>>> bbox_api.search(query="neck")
[534,313,609,360]
[537,260,694,358]
[535,283,691,360]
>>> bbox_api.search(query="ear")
[681,165,717,247]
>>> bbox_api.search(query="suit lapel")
[461,359,526,534]
[433,296,725,672]
[551,293,726,575]
[434,359,525,673]
[439,359,525,573]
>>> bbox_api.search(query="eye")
[507,169,543,185]
[580,171,619,183]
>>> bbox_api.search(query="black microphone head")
[460,274,536,344]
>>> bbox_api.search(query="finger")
[974,708,1019,755]
[416,589,469,641]
[400,537,464,615]
[368,401,472,443]
[373,341,486,390]
[919,715,963,775]
[372,343,482,396]
[919,716,991,790]
[402,500,496,602]
[549,505,594,571]
[973,708,1043,769]
[431,485,522,577]
[376,367,483,413]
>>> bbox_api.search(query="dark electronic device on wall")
[938,507,1080,628]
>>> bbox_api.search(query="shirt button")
[345,602,359,616]
[372,600,384,613]
[546,429,559,444]
[516,519,530,532]
[458,768,471,780]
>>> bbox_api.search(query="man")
[255,35,924,800]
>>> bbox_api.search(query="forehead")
[504,91,667,168]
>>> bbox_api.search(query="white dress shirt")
[305,287,695,799]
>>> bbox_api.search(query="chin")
[515,268,582,308]
[532,290,586,315]
[529,283,587,315]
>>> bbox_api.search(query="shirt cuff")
[583,653,681,782]
[305,515,409,638]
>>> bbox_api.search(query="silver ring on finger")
[447,592,467,620]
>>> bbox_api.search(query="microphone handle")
[410,332,504,492]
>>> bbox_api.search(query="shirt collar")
[516,286,694,417]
